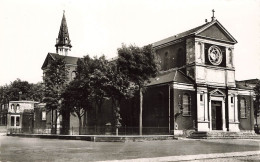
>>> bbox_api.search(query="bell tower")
[55,11,72,56]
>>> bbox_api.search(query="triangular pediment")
[196,20,237,44]
[209,89,225,96]
[41,53,55,70]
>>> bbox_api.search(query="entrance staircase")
[189,131,260,139]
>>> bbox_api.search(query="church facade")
[144,17,254,135]
[40,12,255,135]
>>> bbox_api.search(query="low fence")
[8,126,170,135]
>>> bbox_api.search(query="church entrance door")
[211,101,222,130]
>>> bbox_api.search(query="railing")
[8,126,170,135]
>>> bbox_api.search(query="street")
[0,136,259,161]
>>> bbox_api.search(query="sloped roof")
[236,79,259,90]
[153,20,237,48]
[153,23,209,47]
[147,69,193,86]
[49,53,79,65]
[41,53,80,70]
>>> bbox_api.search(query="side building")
[7,101,38,134]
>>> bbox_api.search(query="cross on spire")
[211,9,215,21]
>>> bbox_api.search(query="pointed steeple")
[55,11,72,56]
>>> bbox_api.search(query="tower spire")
[211,9,216,21]
[55,10,72,56]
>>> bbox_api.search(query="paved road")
[0,136,259,161]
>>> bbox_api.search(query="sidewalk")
[7,133,176,142]
[96,151,260,162]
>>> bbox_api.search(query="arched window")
[183,94,191,116]
[164,52,168,70]
[177,48,184,67]
[71,71,76,80]
[228,48,233,66]
[240,98,246,118]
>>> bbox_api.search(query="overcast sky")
[0,0,259,86]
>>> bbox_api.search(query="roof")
[236,79,260,90]
[41,53,80,70]
[147,69,193,86]
[236,79,260,84]
[153,20,237,48]
[49,53,79,65]
[9,100,39,104]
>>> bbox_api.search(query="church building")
[40,11,255,136]
[144,12,254,135]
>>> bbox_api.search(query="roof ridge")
[153,22,210,47]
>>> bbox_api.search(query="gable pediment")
[209,89,225,96]
[41,53,54,70]
[196,21,237,44]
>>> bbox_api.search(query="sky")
[0,0,259,86]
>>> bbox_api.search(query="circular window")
[208,45,223,65]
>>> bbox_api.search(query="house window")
[11,116,15,126]
[71,71,76,80]
[16,116,20,126]
[183,94,191,116]
[240,98,246,118]
[164,52,168,70]
[42,111,46,120]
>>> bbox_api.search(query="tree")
[89,56,110,123]
[62,78,91,134]
[106,62,134,135]
[62,56,96,134]
[43,57,68,134]
[29,82,45,102]
[6,79,33,101]
[117,44,159,135]
[0,79,44,104]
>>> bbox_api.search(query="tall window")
[183,94,191,116]
[177,48,184,67]
[71,71,76,80]
[11,116,15,126]
[164,52,168,70]
[240,98,246,118]
[16,116,20,126]
[42,111,46,120]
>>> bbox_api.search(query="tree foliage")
[117,44,159,88]
[43,57,68,113]
[116,44,159,134]
[62,56,94,133]
[0,79,44,105]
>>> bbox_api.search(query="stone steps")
[189,131,260,139]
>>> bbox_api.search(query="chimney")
[19,91,22,101]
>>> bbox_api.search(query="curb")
[96,151,260,162]
[7,134,176,142]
